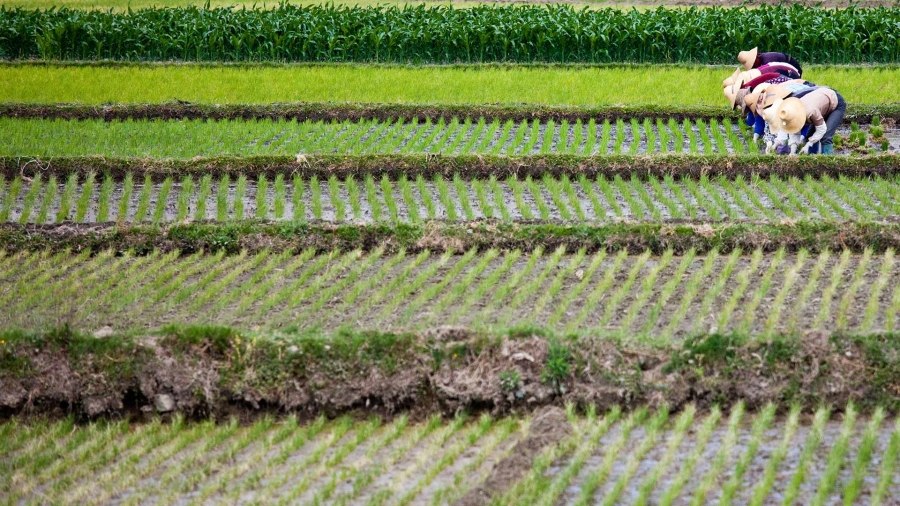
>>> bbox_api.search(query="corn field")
[3,4,900,62]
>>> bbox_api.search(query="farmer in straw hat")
[774,86,846,155]
[722,62,800,88]
[737,48,803,77]
[754,80,820,154]
[725,68,804,143]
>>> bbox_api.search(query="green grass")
[1,64,897,106]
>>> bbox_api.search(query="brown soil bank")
[1,102,897,124]
[2,220,900,256]
[1,326,899,420]
[5,154,900,183]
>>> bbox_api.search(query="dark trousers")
[821,92,847,149]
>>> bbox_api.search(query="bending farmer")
[737,48,803,77]
[773,87,846,155]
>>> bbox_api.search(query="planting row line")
[3,404,900,505]
[5,117,891,158]
[2,172,899,224]
[3,247,899,338]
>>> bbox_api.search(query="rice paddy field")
[3,1,900,504]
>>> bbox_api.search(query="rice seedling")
[183,252,270,315]
[434,175,457,221]
[398,175,420,222]
[497,246,566,326]
[453,173,475,220]
[525,175,551,220]
[575,175,602,220]
[543,175,571,220]
[709,118,728,153]
[214,174,229,221]
[805,175,852,220]
[856,250,895,333]
[687,247,746,335]
[305,175,322,219]
[527,406,614,506]
[297,248,385,320]
[276,418,382,505]
[18,174,41,224]
[571,119,583,154]
[683,118,699,154]
[423,249,498,325]
[657,406,722,506]
[837,407,882,504]
[612,119,625,155]
[194,174,212,221]
[488,176,510,221]
[411,175,434,220]
[378,175,398,222]
[629,174,661,220]
[689,402,746,505]
[508,176,532,220]
[397,248,479,324]
[637,249,696,338]
[55,173,78,222]
[669,118,684,154]
[717,176,759,219]
[0,176,20,222]
[594,119,607,156]
[572,408,649,506]
[527,249,586,321]
[251,174,268,219]
[834,248,873,332]
[364,414,469,506]
[349,250,433,320]
[476,247,542,324]
[540,120,555,155]
[682,176,718,220]
[564,249,627,333]
[648,176,681,218]
[152,176,174,224]
[733,175,774,219]
[718,403,777,506]
[699,174,735,219]
[327,175,345,222]
[658,249,731,341]
[175,175,194,221]
[546,250,606,327]
[769,176,811,218]
[601,408,671,506]
[734,248,786,336]
[628,118,642,155]
[35,174,57,224]
[632,405,696,506]
[813,249,856,329]
[781,406,832,506]
[616,249,674,336]
[445,117,471,155]
[871,417,900,506]
[722,118,745,154]
[449,250,521,324]
[613,175,643,219]
[249,417,354,503]
[810,403,858,506]
[761,250,809,337]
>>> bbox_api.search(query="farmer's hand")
[765,141,775,154]
[799,143,811,155]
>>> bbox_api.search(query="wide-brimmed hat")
[762,97,784,132]
[744,82,772,114]
[722,67,741,87]
[762,84,793,108]
[775,98,807,134]
[738,47,759,70]
[736,69,762,88]
[724,82,747,109]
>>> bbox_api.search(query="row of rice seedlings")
[361,414,470,506]
[1,117,788,157]
[717,404,777,505]
[688,402,746,505]
[8,248,900,337]
[5,173,900,223]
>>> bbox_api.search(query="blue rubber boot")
[822,143,834,155]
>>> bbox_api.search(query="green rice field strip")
[2,407,899,505]
[2,171,898,223]
[3,248,899,337]
[1,64,897,106]
[3,116,873,157]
